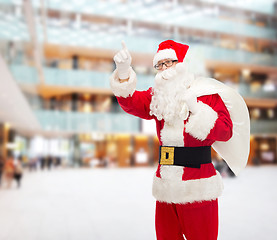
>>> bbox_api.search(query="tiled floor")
[0,166,276,240]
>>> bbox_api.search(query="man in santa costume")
[110,40,250,240]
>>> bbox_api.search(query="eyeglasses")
[154,60,178,70]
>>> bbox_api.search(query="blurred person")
[33,157,38,171]
[40,156,46,170]
[102,156,109,168]
[13,159,23,188]
[72,55,79,69]
[29,157,37,171]
[47,156,53,170]
[110,40,250,240]
[56,156,61,167]
[3,156,15,188]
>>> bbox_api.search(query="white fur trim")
[110,67,136,98]
[160,119,184,146]
[152,168,223,204]
[185,101,218,141]
[153,49,178,67]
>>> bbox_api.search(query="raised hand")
[113,41,132,80]
[183,89,199,114]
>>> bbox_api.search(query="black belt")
[159,146,211,168]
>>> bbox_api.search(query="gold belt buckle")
[160,147,174,165]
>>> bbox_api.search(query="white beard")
[150,63,194,125]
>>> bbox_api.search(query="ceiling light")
[242,69,251,77]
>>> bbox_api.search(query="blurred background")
[0,0,276,239]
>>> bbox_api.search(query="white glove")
[183,90,199,114]
[113,41,132,80]
[179,103,189,120]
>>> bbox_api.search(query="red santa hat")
[153,40,189,67]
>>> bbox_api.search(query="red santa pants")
[155,199,218,240]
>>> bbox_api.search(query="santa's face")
[153,61,193,89]
[154,60,179,89]
[150,61,190,124]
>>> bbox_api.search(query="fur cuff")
[110,67,136,98]
[185,101,218,141]
[152,170,223,204]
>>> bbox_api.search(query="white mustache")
[159,67,177,80]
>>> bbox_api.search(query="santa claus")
[110,40,250,240]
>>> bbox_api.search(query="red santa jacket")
[110,68,233,204]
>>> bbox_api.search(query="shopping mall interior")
[0,0,277,240]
